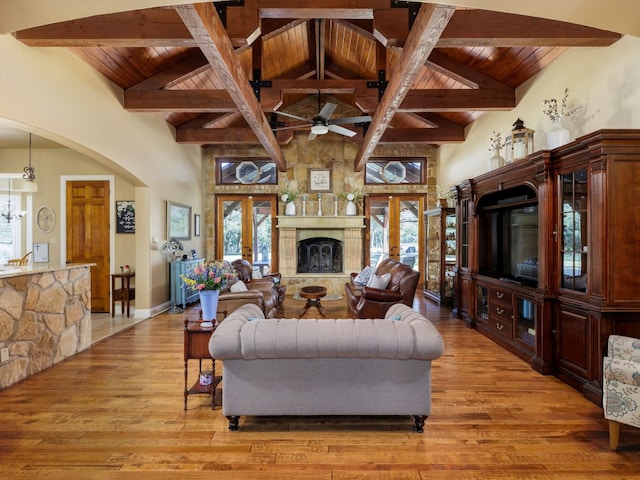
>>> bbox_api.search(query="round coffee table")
[299,285,327,317]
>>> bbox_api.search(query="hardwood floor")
[1,295,639,479]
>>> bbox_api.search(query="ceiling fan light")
[310,124,329,135]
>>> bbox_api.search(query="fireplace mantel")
[276,215,365,229]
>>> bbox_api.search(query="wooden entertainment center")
[454,130,640,404]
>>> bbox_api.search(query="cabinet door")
[515,296,536,349]
[555,306,590,380]
[559,169,588,292]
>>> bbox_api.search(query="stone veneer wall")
[202,96,440,275]
[0,266,92,390]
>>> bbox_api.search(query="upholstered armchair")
[231,259,286,305]
[344,258,420,319]
[603,334,640,450]
[215,260,278,321]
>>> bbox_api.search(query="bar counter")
[0,264,93,390]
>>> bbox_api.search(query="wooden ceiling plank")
[177,113,234,130]
[129,52,211,91]
[225,2,261,49]
[260,9,374,20]
[15,9,196,47]
[333,19,376,42]
[175,3,286,171]
[261,19,308,41]
[426,50,511,90]
[354,4,456,171]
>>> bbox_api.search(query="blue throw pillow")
[390,315,402,321]
[247,317,260,322]
[353,265,373,286]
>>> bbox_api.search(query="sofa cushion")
[367,272,391,289]
[230,280,248,292]
[211,304,444,362]
[353,265,373,285]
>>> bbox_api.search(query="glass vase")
[285,202,296,216]
[547,120,570,149]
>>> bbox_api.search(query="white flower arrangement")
[488,131,506,153]
[280,189,298,203]
[341,189,365,205]
[543,88,582,123]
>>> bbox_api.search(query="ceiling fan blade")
[328,124,357,137]
[316,102,337,122]
[276,111,312,123]
[307,131,317,141]
[328,115,372,126]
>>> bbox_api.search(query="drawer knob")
[496,322,504,331]
[496,307,504,315]
[496,292,504,299]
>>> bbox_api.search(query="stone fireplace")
[277,215,364,296]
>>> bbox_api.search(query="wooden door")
[215,195,278,273]
[365,195,424,281]
[66,181,110,312]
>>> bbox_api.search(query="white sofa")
[209,303,444,431]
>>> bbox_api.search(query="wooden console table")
[183,318,221,411]
[111,272,135,317]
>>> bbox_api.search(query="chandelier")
[22,133,38,193]
[0,178,27,223]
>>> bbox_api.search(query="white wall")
[438,35,640,190]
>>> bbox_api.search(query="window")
[365,159,425,184]
[217,158,277,185]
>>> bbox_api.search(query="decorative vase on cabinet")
[490,153,505,170]
[547,120,570,149]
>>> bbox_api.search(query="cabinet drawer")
[490,303,513,323]
[489,316,513,339]
[489,286,512,306]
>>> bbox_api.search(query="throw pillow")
[230,280,248,292]
[252,269,263,279]
[353,265,373,285]
[247,317,260,322]
[390,315,402,321]
[367,272,391,290]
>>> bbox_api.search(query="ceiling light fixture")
[1,178,27,223]
[22,133,38,193]
[310,122,329,135]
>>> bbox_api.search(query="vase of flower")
[198,290,220,327]
[489,153,505,170]
[547,119,570,149]
[346,201,357,216]
[285,201,296,216]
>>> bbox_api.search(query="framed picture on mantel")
[308,168,332,193]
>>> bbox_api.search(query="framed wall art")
[167,201,192,240]
[115,200,135,234]
[308,168,332,193]
[194,213,201,237]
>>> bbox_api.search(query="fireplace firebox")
[297,237,343,273]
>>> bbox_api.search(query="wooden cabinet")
[423,207,455,305]
[174,258,205,309]
[456,130,640,404]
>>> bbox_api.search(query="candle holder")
[301,194,308,216]
[333,195,339,216]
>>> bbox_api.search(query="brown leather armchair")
[216,260,278,320]
[344,258,420,318]
[231,259,286,305]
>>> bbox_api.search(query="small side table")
[299,285,327,317]
[184,318,221,411]
[111,272,135,317]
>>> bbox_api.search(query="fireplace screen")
[297,237,343,273]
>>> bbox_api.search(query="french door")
[215,195,278,275]
[365,195,424,282]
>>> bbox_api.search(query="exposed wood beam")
[315,19,326,80]
[380,127,464,144]
[355,4,455,171]
[123,90,236,112]
[177,113,235,130]
[426,50,511,90]
[260,9,373,20]
[175,3,286,171]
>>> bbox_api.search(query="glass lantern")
[506,118,535,163]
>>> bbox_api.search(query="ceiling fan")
[275,96,372,141]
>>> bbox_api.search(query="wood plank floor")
[1,295,639,479]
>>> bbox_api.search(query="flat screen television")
[477,185,539,287]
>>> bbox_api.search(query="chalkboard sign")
[116,200,135,234]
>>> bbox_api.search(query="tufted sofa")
[210,302,444,432]
[344,258,420,318]
[603,334,640,450]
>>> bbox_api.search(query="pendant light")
[22,133,38,193]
